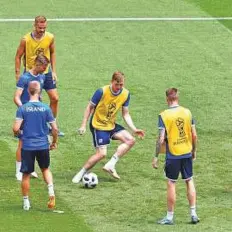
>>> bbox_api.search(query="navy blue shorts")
[20,149,50,173]
[90,123,125,147]
[44,72,56,90]
[164,157,193,181]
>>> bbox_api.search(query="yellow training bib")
[92,85,129,130]
[24,32,54,73]
[160,106,193,156]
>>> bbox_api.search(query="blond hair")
[34,16,47,24]
[28,81,41,95]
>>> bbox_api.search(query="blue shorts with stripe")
[90,123,125,147]
[164,157,193,181]
[20,149,50,174]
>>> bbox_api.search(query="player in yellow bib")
[72,71,145,183]
[15,15,64,135]
[152,88,199,225]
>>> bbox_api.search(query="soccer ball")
[82,172,98,188]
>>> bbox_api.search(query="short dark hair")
[112,71,125,82]
[166,88,178,101]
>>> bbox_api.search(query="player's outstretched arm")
[15,38,26,81]
[78,102,95,135]
[122,107,145,138]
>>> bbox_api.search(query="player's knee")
[50,94,59,104]
[96,146,107,157]
[126,136,136,147]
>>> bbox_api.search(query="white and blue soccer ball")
[82,172,98,188]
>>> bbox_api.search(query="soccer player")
[152,88,199,225]
[72,71,145,183]
[13,81,58,210]
[15,15,64,136]
[14,54,49,181]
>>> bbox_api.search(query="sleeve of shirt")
[16,107,23,120]
[91,88,103,105]
[158,115,165,129]
[46,107,55,123]
[16,76,25,89]
[122,93,130,107]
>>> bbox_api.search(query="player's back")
[20,101,51,150]
[160,106,193,156]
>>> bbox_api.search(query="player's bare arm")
[14,89,23,107]
[191,125,197,161]
[122,106,145,138]
[49,38,57,81]
[15,38,26,81]
[12,119,23,136]
[152,128,165,169]
[78,102,96,135]
[50,121,58,150]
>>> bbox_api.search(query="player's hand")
[50,142,57,150]
[52,72,58,81]
[152,157,159,169]
[134,129,145,139]
[78,127,86,135]
[192,150,197,161]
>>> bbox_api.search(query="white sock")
[190,206,197,217]
[166,211,174,221]
[107,154,119,167]
[79,167,87,176]
[48,184,55,197]
[16,161,21,174]
[23,196,30,205]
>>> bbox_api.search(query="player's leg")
[20,149,36,210]
[44,72,64,137]
[181,158,199,224]
[21,174,31,210]
[46,89,58,118]
[72,127,109,183]
[16,139,22,181]
[103,125,135,179]
[72,146,107,184]
[157,159,180,225]
[36,149,55,209]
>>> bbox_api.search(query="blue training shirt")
[17,72,45,104]
[16,101,55,150]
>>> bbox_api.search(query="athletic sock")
[107,154,119,167]
[166,211,174,221]
[48,184,55,197]
[190,206,197,217]
[16,161,21,174]
[23,196,30,205]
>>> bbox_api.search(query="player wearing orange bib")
[72,71,145,183]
